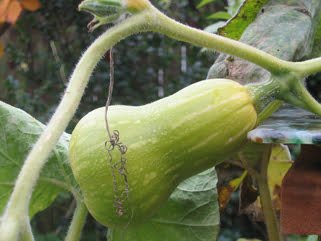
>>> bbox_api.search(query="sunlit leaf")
[207,11,231,20]
[218,0,268,39]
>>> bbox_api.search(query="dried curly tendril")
[104,49,129,217]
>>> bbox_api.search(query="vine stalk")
[3,1,321,239]
[0,11,151,241]
[240,144,283,241]
[146,4,321,77]
[257,145,284,241]
[65,201,88,241]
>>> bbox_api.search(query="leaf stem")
[65,201,88,241]
[256,145,284,241]
[0,11,151,240]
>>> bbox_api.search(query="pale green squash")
[69,79,257,227]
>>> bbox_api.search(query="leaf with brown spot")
[267,144,293,210]
[218,170,247,209]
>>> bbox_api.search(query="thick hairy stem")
[257,145,284,241]
[20,222,34,241]
[294,57,321,77]
[144,5,321,77]
[65,201,88,241]
[147,6,296,75]
[0,219,19,241]
[0,11,151,240]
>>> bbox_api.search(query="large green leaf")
[108,168,219,241]
[0,101,75,217]
[208,0,321,84]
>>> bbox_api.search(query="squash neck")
[246,73,321,120]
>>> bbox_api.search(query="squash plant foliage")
[1,0,321,241]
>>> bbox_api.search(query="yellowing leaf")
[268,144,293,209]
[21,0,41,11]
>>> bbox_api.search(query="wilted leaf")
[0,101,76,217]
[218,170,246,209]
[239,144,292,222]
[108,168,220,241]
[239,174,258,210]
[267,144,292,209]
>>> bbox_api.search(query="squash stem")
[65,200,88,241]
[246,79,281,116]
[247,73,321,119]
[257,145,284,241]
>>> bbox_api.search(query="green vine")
[1,0,321,240]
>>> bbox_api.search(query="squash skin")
[69,79,257,228]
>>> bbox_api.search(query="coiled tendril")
[104,48,130,216]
